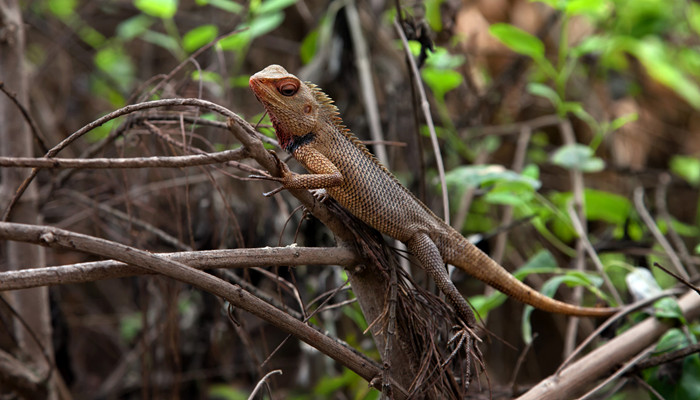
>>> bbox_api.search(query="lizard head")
[249,65,320,151]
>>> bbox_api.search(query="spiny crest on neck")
[304,81,399,180]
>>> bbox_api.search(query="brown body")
[249,65,616,323]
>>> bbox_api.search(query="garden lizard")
[249,64,616,324]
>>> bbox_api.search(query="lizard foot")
[309,188,330,202]
[248,173,287,197]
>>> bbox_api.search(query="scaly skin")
[249,64,616,324]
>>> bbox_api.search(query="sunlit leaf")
[300,28,319,64]
[632,39,700,109]
[196,0,243,13]
[117,15,154,40]
[653,298,685,323]
[134,0,178,19]
[489,23,545,59]
[421,68,462,100]
[670,155,700,186]
[527,82,561,107]
[207,384,248,400]
[48,0,77,18]
[609,112,638,131]
[183,24,218,52]
[551,144,605,172]
[249,12,285,37]
[445,164,541,191]
[256,0,297,14]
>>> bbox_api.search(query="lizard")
[248,64,617,325]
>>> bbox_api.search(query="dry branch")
[0,148,245,168]
[518,290,700,399]
[0,221,406,396]
[0,246,359,290]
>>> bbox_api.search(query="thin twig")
[655,173,696,273]
[247,369,282,400]
[493,125,532,263]
[556,288,684,374]
[0,148,245,169]
[393,18,450,224]
[64,190,193,251]
[519,289,700,400]
[560,118,586,357]
[634,187,690,280]
[566,202,623,304]
[577,344,656,400]
[2,98,249,221]
[345,0,388,165]
[0,81,49,153]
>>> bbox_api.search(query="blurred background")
[1,0,699,398]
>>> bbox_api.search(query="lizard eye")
[277,82,299,97]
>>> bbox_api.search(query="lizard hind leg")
[406,233,477,328]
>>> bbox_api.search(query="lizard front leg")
[406,232,477,327]
[251,145,343,197]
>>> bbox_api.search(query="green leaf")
[551,144,605,172]
[182,24,218,53]
[484,181,536,206]
[690,3,700,36]
[653,297,685,322]
[119,312,142,342]
[207,384,248,400]
[196,0,243,13]
[514,250,559,277]
[632,39,700,109]
[445,165,541,191]
[527,82,561,107]
[141,29,181,53]
[470,292,507,319]
[583,188,631,225]
[489,23,545,59]
[48,0,77,18]
[300,28,319,64]
[191,70,223,85]
[249,12,285,37]
[117,15,155,40]
[424,0,444,31]
[133,0,178,19]
[421,68,462,100]
[670,155,700,186]
[424,47,465,69]
[609,112,638,131]
[94,45,135,92]
[565,0,610,18]
[256,0,298,14]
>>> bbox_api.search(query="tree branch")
[0,246,359,290]
[518,289,700,400]
[0,148,245,168]
[0,221,407,397]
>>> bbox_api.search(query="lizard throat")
[285,131,315,153]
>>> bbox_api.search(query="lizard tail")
[441,231,617,318]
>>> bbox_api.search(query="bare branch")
[0,148,245,169]
[0,221,404,396]
[0,246,359,291]
[517,289,700,400]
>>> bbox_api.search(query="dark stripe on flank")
[286,131,315,153]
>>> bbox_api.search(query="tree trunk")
[0,1,54,398]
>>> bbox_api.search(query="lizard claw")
[249,174,287,196]
[310,188,330,203]
[249,173,283,183]
[262,186,287,197]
